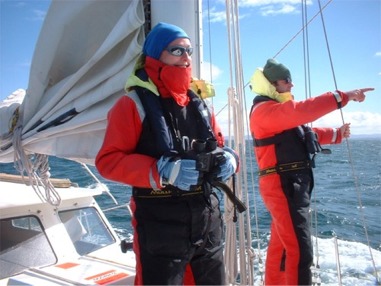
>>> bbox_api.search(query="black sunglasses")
[165,46,193,57]
[284,77,292,84]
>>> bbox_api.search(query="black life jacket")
[250,96,321,192]
[251,96,311,164]
[133,68,216,159]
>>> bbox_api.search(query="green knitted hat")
[263,59,291,83]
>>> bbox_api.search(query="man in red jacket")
[249,58,374,285]
[96,22,238,285]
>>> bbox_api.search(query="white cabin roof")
[0,180,102,217]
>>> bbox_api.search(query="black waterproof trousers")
[132,192,225,285]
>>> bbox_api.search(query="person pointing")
[249,58,374,285]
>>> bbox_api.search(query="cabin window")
[59,207,115,255]
[0,216,56,279]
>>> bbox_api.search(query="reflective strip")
[331,129,338,143]
[333,91,342,108]
[126,90,146,122]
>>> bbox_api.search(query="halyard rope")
[277,0,380,283]
[315,0,380,282]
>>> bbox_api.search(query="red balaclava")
[145,56,191,106]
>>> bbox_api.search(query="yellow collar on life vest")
[125,54,216,99]
[250,68,293,103]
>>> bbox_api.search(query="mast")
[150,0,202,79]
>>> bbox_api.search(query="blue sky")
[1,0,380,135]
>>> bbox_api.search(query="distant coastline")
[242,133,381,140]
[351,133,381,139]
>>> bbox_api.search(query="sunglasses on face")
[165,46,193,57]
[284,77,292,84]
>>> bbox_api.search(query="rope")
[315,0,380,283]
[206,0,213,84]
[7,101,115,208]
[300,1,322,283]
[223,0,256,284]
[210,0,379,284]
[12,118,61,206]
[6,103,61,206]
[237,0,333,95]
[247,139,265,285]
[273,0,333,59]
[81,163,119,205]
[270,0,380,282]
[333,235,343,285]
[224,193,239,284]
[343,143,380,283]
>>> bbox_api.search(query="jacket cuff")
[333,91,342,109]
[332,128,343,144]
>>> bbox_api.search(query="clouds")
[201,61,222,82]
[9,1,46,21]
[31,9,46,21]
[202,0,381,136]
[204,6,226,23]
[214,109,381,139]
[239,0,312,16]
[314,111,381,135]
[240,0,307,5]
[258,4,298,16]
[205,0,312,21]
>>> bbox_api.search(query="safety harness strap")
[133,185,204,198]
[253,132,284,147]
[258,160,311,177]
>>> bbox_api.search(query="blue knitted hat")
[143,22,189,60]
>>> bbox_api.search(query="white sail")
[0,0,201,165]
[1,1,379,285]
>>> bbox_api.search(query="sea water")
[1,137,380,285]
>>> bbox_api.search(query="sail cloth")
[0,0,145,164]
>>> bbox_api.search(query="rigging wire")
[223,0,257,284]
[81,163,118,205]
[269,0,380,283]
[279,0,380,283]
[273,0,333,59]
[222,2,238,284]
[212,0,379,283]
[229,0,332,93]
[206,0,214,88]
[300,0,322,283]
[315,0,380,283]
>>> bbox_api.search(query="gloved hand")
[214,147,239,181]
[157,156,201,191]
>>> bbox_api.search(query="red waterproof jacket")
[95,92,224,189]
[250,92,349,172]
